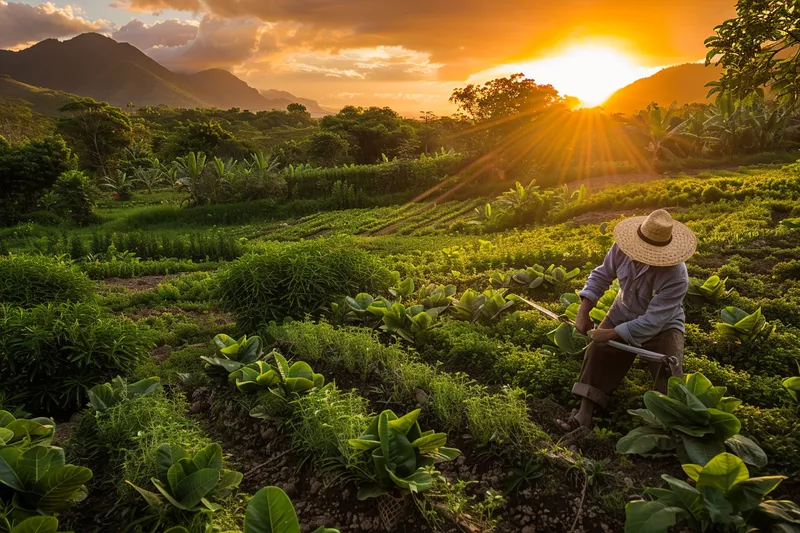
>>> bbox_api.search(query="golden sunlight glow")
[514,45,660,107]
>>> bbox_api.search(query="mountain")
[259,89,333,116]
[603,63,723,114]
[0,33,329,114]
[0,75,77,115]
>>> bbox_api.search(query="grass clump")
[465,387,550,455]
[218,238,391,330]
[0,254,93,307]
[0,301,153,414]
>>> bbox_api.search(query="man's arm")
[614,268,689,347]
[576,245,618,334]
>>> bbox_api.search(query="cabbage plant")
[625,453,800,533]
[545,322,590,356]
[715,307,774,344]
[687,275,727,302]
[349,409,460,500]
[201,334,264,375]
[0,411,54,450]
[127,443,242,513]
[87,376,161,412]
[450,289,515,325]
[0,446,92,518]
[616,373,766,467]
[230,351,330,400]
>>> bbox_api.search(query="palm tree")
[627,102,691,164]
[133,164,167,194]
[496,179,540,212]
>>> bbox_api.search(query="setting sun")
[513,45,660,107]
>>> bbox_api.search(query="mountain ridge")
[0,33,331,115]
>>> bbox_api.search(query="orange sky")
[4,0,737,112]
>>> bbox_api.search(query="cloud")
[116,0,736,80]
[0,1,113,49]
[144,14,261,71]
[112,18,199,50]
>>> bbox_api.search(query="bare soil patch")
[103,274,177,291]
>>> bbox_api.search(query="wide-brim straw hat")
[614,209,697,267]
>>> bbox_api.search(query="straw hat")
[613,209,697,267]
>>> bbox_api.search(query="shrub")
[218,239,391,329]
[0,255,93,307]
[0,302,153,414]
[52,170,96,225]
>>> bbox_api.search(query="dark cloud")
[145,14,261,71]
[117,0,736,79]
[0,1,112,49]
[112,18,198,50]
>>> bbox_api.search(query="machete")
[513,295,676,365]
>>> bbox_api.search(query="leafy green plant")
[52,170,96,224]
[0,255,93,308]
[218,239,391,330]
[1,516,66,533]
[784,375,799,407]
[0,446,92,519]
[200,334,264,376]
[86,376,161,412]
[0,302,153,414]
[562,286,618,323]
[372,302,440,344]
[687,275,728,302]
[496,179,541,212]
[231,351,330,401]
[545,322,590,355]
[226,485,338,533]
[450,289,515,325]
[624,453,800,533]
[0,411,54,450]
[511,264,581,289]
[348,409,460,500]
[616,373,766,467]
[127,443,242,513]
[418,284,456,312]
[715,307,774,344]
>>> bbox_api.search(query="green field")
[2,162,800,532]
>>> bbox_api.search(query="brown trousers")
[572,317,685,409]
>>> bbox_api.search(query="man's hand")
[575,298,595,335]
[589,327,622,344]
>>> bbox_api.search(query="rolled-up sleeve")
[614,268,689,347]
[579,244,618,304]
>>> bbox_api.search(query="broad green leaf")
[682,464,702,482]
[273,353,290,380]
[213,334,237,350]
[699,486,735,524]
[725,434,767,468]
[193,443,223,471]
[378,411,416,478]
[282,377,315,393]
[201,357,245,373]
[356,484,387,501]
[708,409,741,440]
[348,438,381,451]
[617,426,676,456]
[127,480,165,508]
[156,444,189,483]
[243,486,300,533]
[10,516,59,533]
[728,476,786,511]
[287,361,313,381]
[755,500,800,524]
[696,453,748,494]
[662,475,705,520]
[410,433,447,454]
[0,447,23,491]
[624,500,683,533]
[0,411,15,426]
[679,436,726,466]
[175,468,219,508]
[388,409,420,435]
[33,465,93,513]
[387,467,432,493]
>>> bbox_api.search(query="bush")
[218,239,391,329]
[0,254,93,307]
[0,301,153,414]
[53,170,96,225]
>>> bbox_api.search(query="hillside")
[0,33,328,113]
[603,63,722,114]
[259,89,333,116]
[0,75,77,115]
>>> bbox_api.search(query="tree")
[706,0,800,102]
[57,98,133,178]
[0,99,52,143]
[626,102,691,164]
[320,106,416,164]
[0,135,76,225]
[287,103,309,115]
[307,131,350,167]
[52,170,96,225]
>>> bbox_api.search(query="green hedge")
[218,239,391,330]
[0,302,153,414]
[0,254,93,307]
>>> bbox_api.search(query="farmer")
[568,209,696,429]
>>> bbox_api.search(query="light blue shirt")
[579,243,689,347]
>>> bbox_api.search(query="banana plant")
[450,289,515,325]
[87,376,161,412]
[349,409,460,500]
[0,446,92,518]
[616,373,766,468]
[715,307,774,344]
[625,453,800,533]
[0,411,54,450]
[201,334,264,376]
[230,351,330,401]
[686,275,727,302]
[127,443,242,513]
